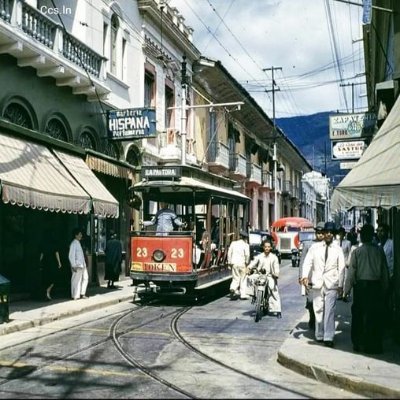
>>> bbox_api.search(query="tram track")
[109,281,303,399]
[0,303,183,390]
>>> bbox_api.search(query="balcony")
[261,170,273,189]
[282,180,293,196]
[208,141,229,173]
[0,0,109,100]
[229,152,247,179]
[246,162,262,186]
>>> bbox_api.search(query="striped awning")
[55,151,119,218]
[0,132,91,214]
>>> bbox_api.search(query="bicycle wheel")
[254,287,264,322]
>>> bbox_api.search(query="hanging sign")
[329,112,376,140]
[107,108,156,140]
[331,140,367,160]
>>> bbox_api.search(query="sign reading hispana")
[107,108,156,140]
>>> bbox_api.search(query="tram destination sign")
[329,112,376,140]
[107,108,156,140]
[141,166,182,180]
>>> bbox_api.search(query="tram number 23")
[136,247,185,258]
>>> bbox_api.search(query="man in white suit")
[301,222,346,348]
[68,228,89,300]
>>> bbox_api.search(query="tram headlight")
[153,249,166,262]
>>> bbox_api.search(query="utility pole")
[263,66,282,222]
[181,55,188,165]
[340,82,364,113]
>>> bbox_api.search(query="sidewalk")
[1,283,399,398]
[278,299,400,398]
[0,278,135,337]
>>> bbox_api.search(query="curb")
[277,349,400,399]
[0,293,134,337]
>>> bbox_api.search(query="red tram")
[129,165,250,298]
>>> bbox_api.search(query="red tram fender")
[131,235,193,274]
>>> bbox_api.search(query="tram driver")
[141,202,186,236]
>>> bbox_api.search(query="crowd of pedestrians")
[224,219,395,356]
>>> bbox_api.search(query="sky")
[167,0,368,119]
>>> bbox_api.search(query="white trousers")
[311,286,337,341]
[71,267,89,299]
[230,264,247,297]
[246,274,281,312]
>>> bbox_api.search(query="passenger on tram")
[195,231,217,269]
[142,201,185,236]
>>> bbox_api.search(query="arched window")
[126,145,141,166]
[3,102,33,129]
[110,14,119,75]
[79,131,97,150]
[45,118,69,142]
[105,141,120,159]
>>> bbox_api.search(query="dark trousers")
[351,280,384,353]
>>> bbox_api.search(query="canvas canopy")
[331,94,400,211]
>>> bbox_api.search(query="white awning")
[55,151,119,218]
[133,176,250,202]
[331,95,400,210]
[0,133,91,214]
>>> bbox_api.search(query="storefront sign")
[107,108,156,140]
[329,112,376,139]
[331,140,367,160]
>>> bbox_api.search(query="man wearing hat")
[298,221,325,329]
[227,230,250,299]
[301,221,346,347]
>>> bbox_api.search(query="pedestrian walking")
[227,230,250,300]
[39,229,62,301]
[344,224,389,354]
[105,231,123,289]
[298,221,325,329]
[68,228,89,300]
[301,222,346,347]
[376,223,394,328]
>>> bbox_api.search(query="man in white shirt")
[227,230,250,300]
[68,228,89,300]
[247,240,282,318]
[301,222,346,348]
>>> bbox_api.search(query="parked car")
[249,230,282,263]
